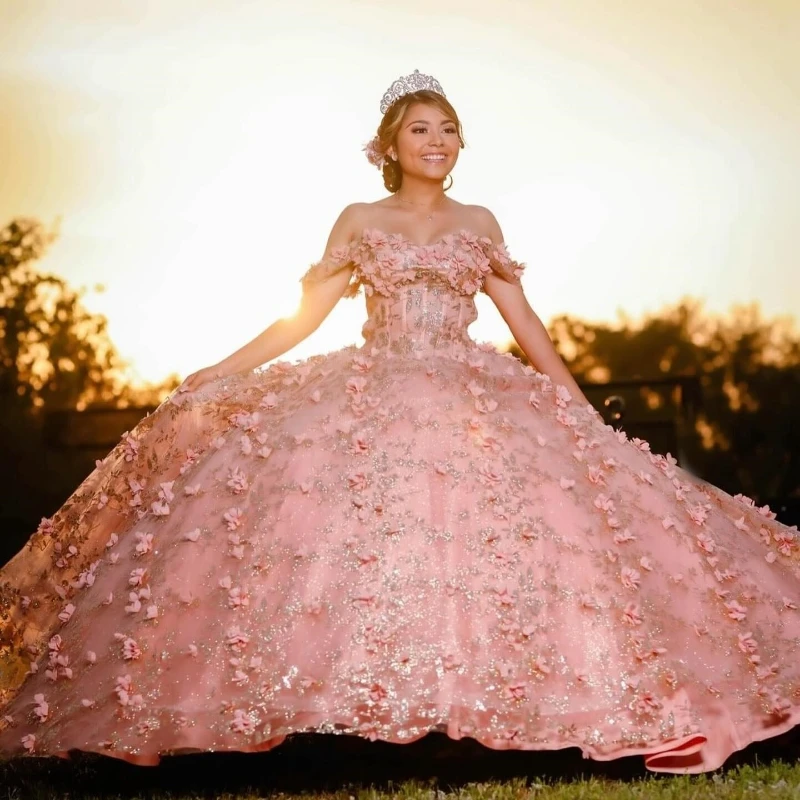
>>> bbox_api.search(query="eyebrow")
[406,119,456,127]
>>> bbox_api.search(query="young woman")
[0,69,798,774]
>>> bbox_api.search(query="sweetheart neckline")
[357,226,499,250]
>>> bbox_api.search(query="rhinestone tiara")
[379,69,446,115]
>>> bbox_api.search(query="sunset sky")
[1,0,799,384]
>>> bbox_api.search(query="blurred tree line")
[1,215,798,563]
[0,217,178,559]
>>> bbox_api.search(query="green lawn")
[2,731,799,800]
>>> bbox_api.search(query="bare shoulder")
[463,204,504,242]
[325,202,372,249]
[336,202,373,234]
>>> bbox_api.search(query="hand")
[179,364,226,394]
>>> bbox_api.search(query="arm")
[181,205,362,391]
[478,209,592,408]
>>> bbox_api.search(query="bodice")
[300,227,525,356]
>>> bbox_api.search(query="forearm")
[514,310,590,407]
[216,316,315,375]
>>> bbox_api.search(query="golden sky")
[1,0,798,383]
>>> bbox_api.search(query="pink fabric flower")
[223,508,244,531]
[33,693,49,722]
[622,603,643,626]
[134,532,154,556]
[725,600,747,621]
[620,568,641,590]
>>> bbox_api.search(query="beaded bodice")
[300,228,525,356]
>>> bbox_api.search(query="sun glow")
[2,1,798,383]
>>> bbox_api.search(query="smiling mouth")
[421,155,447,163]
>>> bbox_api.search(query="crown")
[379,69,446,115]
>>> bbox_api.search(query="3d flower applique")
[695,533,716,554]
[503,680,529,701]
[71,561,100,590]
[21,733,36,752]
[621,603,643,626]
[222,466,249,494]
[763,692,792,718]
[121,637,141,660]
[783,597,798,610]
[559,477,576,490]
[620,568,642,590]
[122,433,140,462]
[228,587,249,609]
[586,465,605,485]
[632,691,663,717]
[555,386,572,407]
[58,604,75,624]
[349,432,370,455]
[259,391,279,410]
[179,527,200,543]
[223,507,244,531]
[228,535,246,561]
[530,654,551,677]
[231,668,249,686]
[124,592,143,615]
[350,585,378,608]
[32,694,49,723]
[756,663,780,680]
[357,719,381,741]
[134,532,154,556]
[54,543,78,569]
[492,582,516,608]
[724,600,748,621]
[351,354,373,372]
[773,528,797,555]
[613,529,636,545]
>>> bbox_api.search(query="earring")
[444,174,454,191]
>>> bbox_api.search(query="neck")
[395,176,447,207]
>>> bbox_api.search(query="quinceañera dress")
[1,227,799,773]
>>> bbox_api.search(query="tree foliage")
[0,217,177,560]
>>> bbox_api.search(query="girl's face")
[390,102,460,183]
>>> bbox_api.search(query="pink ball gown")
[0,227,798,773]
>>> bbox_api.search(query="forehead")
[401,102,454,124]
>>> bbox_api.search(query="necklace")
[395,192,447,222]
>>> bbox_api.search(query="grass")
[1,730,799,799]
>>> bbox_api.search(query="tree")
[0,217,178,560]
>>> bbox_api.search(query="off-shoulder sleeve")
[481,240,526,288]
[299,242,361,298]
